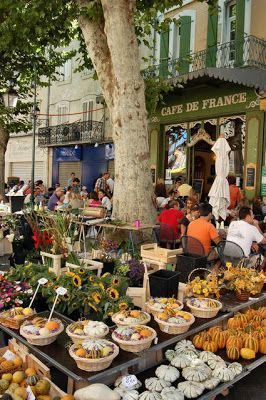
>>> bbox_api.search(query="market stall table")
[96,222,159,254]
[0,293,265,395]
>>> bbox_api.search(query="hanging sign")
[261,166,266,196]
[245,163,256,190]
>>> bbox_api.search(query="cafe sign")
[161,92,247,116]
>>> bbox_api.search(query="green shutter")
[235,0,245,66]
[179,16,191,74]
[159,30,169,78]
[206,6,218,67]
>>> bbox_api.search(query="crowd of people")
[154,176,266,264]
[4,172,115,213]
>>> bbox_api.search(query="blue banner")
[55,146,82,161]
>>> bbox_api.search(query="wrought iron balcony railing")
[38,119,104,147]
[144,35,266,79]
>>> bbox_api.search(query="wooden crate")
[126,264,149,310]
[66,258,103,277]
[0,339,67,397]
[40,251,66,277]
[141,243,183,263]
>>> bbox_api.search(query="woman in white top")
[98,189,112,211]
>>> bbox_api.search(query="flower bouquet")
[0,275,33,312]
[187,273,222,299]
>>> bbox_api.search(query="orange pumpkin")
[202,340,218,353]
[227,317,240,330]
[226,346,240,360]
[45,320,60,331]
[193,334,204,349]
[243,336,259,353]
[253,329,265,341]
[258,338,266,354]
[245,309,256,321]
[261,319,266,327]
[208,326,222,337]
[75,348,87,357]
[257,307,266,319]
[226,336,243,350]
[140,328,152,338]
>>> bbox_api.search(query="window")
[82,101,93,123]
[58,59,72,82]
[57,105,69,124]
[165,124,187,176]
[226,1,236,61]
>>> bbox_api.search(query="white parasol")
[208,136,231,221]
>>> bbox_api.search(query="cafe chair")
[153,223,177,249]
[217,240,245,267]
[176,235,207,283]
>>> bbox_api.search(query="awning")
[170,67,266,91]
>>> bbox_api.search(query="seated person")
[47,187,64,211]
[227,206,266,257]
[180,204,200,237]
[187,203,221,256]
[87,191,102,207]
[157,200,184,237]
[98,189,112,211]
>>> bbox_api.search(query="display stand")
[0,293,265,395]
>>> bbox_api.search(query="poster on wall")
[166,126,187,175]
[105,143,115,160]
[261,166,266,196]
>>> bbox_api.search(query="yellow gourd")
[240,348,256,360]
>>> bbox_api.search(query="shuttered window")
[82,101,93,123]
[58,59,72,82]
[58,162,81,188]
[179,16,192,74]
[57,105,69,124]
[159,30,169,77]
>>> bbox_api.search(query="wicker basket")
[111,326,157,353]
[66,324,109,344]
[145,301,183,317]
[20,319,64,346]
[154,313,195,335]
[112,311,151,327]
[69,343,119,372]
[0,310,36,330]
[186,298,222,318]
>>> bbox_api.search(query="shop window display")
[166,124,188,175]
[220,115,246,176]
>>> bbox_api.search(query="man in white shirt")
[227,206,266,257]
[106,175,114,195]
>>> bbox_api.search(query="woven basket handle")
[187,267,212,283]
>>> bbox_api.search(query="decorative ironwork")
[38,119,104,147]
[144,35,266,79]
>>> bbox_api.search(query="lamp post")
[2,87,18,109]
[30,67,40,206]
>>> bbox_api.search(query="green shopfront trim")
[149,85,264,200]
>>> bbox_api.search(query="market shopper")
[47,187,64,211]
[98,189,112,211]
[67,172,76,187]
[94,172,109,194]
[187,203,221,256]
[228,175,242,210]
[157,200,184,238]
[180,204,200,237]
[227,206,266,257]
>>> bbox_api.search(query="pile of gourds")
[192,306,266,360]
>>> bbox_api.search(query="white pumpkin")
[175,347,198,359]
[165,349,176,362]
[115,376,142,391]
[74,384,120,400]
[182,364,212,382]
[178,381,205,398]
[175,340,195,352]
[155,365,180,383]
[228,362,242,376]
[114,387,139,400]
[212,366,235,382]
[84,321,108,337]
[207,355,226,370]
[199,351,217,363]
[145,378,171,392]
[161,387,184,400]
[202,377,220,390]
[139,391,162,400]
[170,355,192,369]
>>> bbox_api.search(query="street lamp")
[29,63,41,206]
[2,87,18,109]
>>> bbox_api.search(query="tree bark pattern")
[0,125,9,196]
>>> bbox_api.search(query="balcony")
[38,119,104,147]
[144,35,266,80]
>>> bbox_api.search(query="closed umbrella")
[208,136,231,221]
